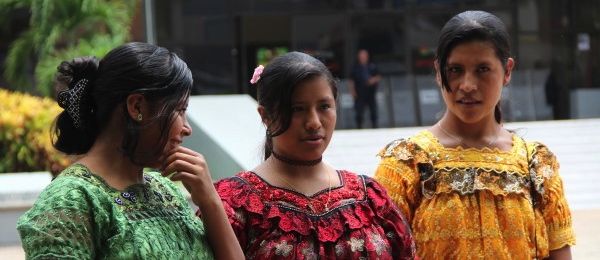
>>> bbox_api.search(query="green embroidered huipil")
[17,164,214,259]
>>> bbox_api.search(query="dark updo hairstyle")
[53,42,193,163]
[436,10,512,123]
[255,51,338,160]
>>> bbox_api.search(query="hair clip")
[250,65,264,84]
[57,78,89,129]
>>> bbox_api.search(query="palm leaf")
[3,0,138,95]
[4,30,36,92]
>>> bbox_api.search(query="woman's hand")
[161,146,218,207]
[161,146,244,259]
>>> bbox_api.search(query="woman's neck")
[253,155,337,196]
[439,112,501,139]
[268,155,325,178]
[433,112,511,150]
[77,134,145,190]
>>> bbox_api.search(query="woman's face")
[138,99,192,167]
[270,76,337,161]
[437,40,514,124]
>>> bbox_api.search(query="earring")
[137,114,143,121]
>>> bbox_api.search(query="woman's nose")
[305,109,322,131]
[458,73,478,92]
[182,119,192,136]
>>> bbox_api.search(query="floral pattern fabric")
[375,130,576,259]
[17,164,213,259]
[214,170,416,259]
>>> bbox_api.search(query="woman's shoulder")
[378,130,434,161]
[42,164,108,197]
[336,170,377,187]
[215,171,255,189]
[517,138,559,169]
[522,139,560,177]
[18,165,110,227]
[523,140,556,159]
[215,171,265,215]
[338,171,394,199]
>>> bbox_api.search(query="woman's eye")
[447,67,462,73]
[292,106,303,112]
[320,104,332,110]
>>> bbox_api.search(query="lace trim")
[527,142,557,198]
[548,226,576,250]
[419,168,534,198]
[420,130,520,154]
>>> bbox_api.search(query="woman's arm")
[163,146,244,260]
[17,182,97,259]
[373,140,424,223]
[548,246,571,260]
[530,143,575,260]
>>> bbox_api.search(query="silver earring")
[137,114,143,121]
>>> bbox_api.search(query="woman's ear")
[257,105,270,126]
[126,93,146,122]
[503,58,515,86]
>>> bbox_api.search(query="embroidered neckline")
[228,171,371,217]
[62,164,179,210]
[423,130,518,154]
[248,170,344,198]
[67,163,151,193]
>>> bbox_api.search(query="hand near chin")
[161,146,218,207]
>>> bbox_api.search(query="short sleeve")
[529,143,576,250]
[213,177,252,249]
[374,139,428,223]
[364,176,417,259]
[17,179,98,259]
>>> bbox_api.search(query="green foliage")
[0,89,70,173]
[1,0,137,96]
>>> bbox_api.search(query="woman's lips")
[457,99,481,105]
[302,135,325,145]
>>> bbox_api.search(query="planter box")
[0,172,52,246]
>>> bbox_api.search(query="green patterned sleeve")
[17,178,99,260]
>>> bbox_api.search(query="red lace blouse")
[214,170,416,259]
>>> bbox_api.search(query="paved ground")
[570,209,600,258]
[1,209,598,259]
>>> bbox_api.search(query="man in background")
[349,49,381,128]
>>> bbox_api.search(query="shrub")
[0,88,70,174]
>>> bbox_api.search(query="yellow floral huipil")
[374,130,575,259]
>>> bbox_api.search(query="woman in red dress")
[214,52,416,259]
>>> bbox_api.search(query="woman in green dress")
[17,42,243,259]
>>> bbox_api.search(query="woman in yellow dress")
[374,10,575,259]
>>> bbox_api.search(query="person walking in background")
[374,11,575,259]
[349,49,381,129]
[17,42,242,259]
[214,51,416,259]
[545,59,570,119]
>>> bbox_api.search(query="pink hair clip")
[250,65,264,84]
